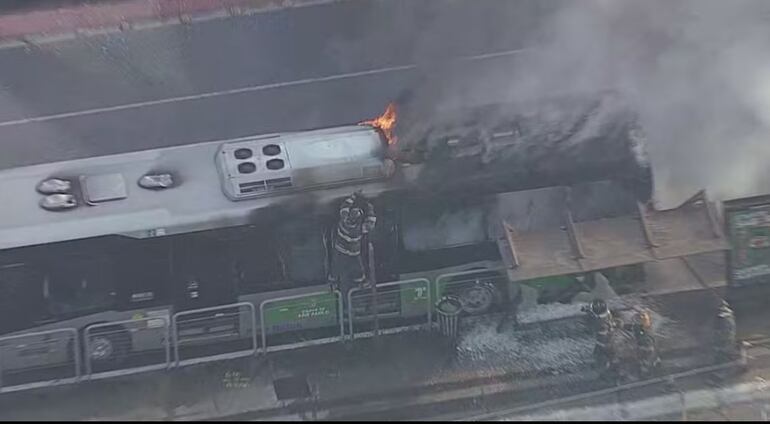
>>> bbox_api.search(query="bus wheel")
[460,282,496,315]
[86,327,129,365]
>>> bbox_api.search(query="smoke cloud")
[386,0,770,208]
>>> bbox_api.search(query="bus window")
[44,256,116,317]
[234,224,327,293]
[398,200,500,274]
[0,263,45,333]
[401,202,490,252]
[231,233,284,294]
[279,226,327,286]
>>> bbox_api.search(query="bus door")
[170,234,240,344]
[0,261,46,334]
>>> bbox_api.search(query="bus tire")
[84,325,131,365]
[459,282,497,315]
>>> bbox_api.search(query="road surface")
[0,0,557,169]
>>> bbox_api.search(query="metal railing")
[347,278,431,339]
[84,317,170,380]
[434,267,509,304]
[463,359,743,421]
[259,290,344,353]
[172,302,257,367]
[0,328,79,393]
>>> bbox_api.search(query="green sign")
[399,280,430,315]
[728,205,770,286]
[263,293,338,333]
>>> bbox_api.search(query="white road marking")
[0,48,530,128]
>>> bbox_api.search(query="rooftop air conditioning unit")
[215,126,391,201]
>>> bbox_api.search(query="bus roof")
[0,125,397,251]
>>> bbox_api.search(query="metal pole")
[249,304,257,356]
[347,289,355,340]
[164,318,171,369]
[71,329,81,380]
[337,290,345,341]
[259,303,268,355]
[368,240,379,340]
[84,327,92,377]
[172,314,181,366]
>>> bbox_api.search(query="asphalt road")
[0,0,560,169]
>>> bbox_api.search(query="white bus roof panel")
[0,126,392,250]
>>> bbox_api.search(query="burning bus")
[0,93,728,373]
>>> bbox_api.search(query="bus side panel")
[399,281,431,317]
[261,292,339,335]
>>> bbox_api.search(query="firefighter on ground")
[714,299,737,364]
[587,299,617,376]
[632,309,660,376]
[328,192,377,308]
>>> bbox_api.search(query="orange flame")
[360,102,398,145]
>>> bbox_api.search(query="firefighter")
[328,192,377,310]
[633,309,660,376]
[714,300,737,364]
[588,299,617,377]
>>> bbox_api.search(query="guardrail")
[434,267,509,311]
[259,290,344,353]
[0,328,80,393]
[84,317,170,380]
[347,278,431,339]
[172,302,257,367]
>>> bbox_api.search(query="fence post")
[171,313,180,367]
[347,288,356,340]
[336,289,345,342]
[259,301,267,355]
[367,241,380,340]
[71,329,81,380]
[83,327,92,377]
[250,303,258,357]
[164,317,172,369]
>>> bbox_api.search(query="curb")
[0,0,342,46]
